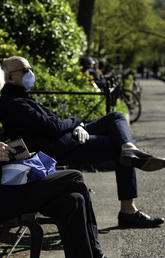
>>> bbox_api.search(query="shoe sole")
[118,222,163,228]
[120,156,165,171]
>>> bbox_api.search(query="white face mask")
[22,70,35,90]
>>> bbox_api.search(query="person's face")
[8,58,32,87]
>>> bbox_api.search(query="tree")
[68,0,165,66]
[77,0,95,53]
[89,0,165,66]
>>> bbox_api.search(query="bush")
[0,0,87,75]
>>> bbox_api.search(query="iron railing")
[30,88,111,114]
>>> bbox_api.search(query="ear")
[8,73,14,83]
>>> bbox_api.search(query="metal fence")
[30,89,111,114]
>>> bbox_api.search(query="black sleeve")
[88,70,106,89]
[4,100,82,138]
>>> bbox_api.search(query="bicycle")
[121,69,142,100]
[132,78,142,100]
[103,75,142,124]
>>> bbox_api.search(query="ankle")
[120,208,138,214]
[122,142,138,151]
[120,200,138,214]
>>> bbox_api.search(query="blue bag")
[12,151,56,183]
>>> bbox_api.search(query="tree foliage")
[68,0,165,67]
[152,0,165,19]
[91,0,164,65]
[0,0,87,74]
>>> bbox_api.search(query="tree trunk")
[77,0,95,54]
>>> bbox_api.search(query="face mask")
[22,70,35,90]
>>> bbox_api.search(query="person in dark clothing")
[82,57,106,89]
[137,62,145,79]
[152,61,159,78]
[0,140,106,258]
[0,56,165,229]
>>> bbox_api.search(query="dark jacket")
[0,84,82,159]
[84,68,106,89]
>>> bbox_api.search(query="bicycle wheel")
[122,89,142,123]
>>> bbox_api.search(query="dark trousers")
[59,112,138,201]
[0,170,103,258]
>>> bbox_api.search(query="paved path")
[88,79,165,258]
[1,79,165,257]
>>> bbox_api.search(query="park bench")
[0,212,43,257]
[0,212,59,257]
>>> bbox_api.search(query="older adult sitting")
[0,56,164,229]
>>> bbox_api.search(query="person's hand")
[0,142,16,162]
[73,126,89,144]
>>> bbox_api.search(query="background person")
[81,57,106,89]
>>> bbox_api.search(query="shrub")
[0,0,87,75]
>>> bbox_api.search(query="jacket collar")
[1,83,30,98]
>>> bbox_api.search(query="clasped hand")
[73,126,89,144]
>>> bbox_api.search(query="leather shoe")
[120,149,165,171]
[118,210,164,228]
